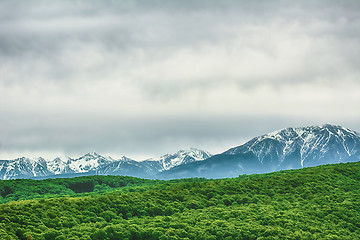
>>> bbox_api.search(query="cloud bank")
[1,0,360,159]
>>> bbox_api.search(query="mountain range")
[1,124,359,180]
[0,148,212,180]
[161,124,360,178]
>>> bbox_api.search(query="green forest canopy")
[0,162,360,239]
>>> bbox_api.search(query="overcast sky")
[1,0,360,160]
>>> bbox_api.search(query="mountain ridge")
[1,124,359,180]
[0,148,211,180]
[159,124,360,179]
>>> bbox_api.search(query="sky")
[1,0,360,160]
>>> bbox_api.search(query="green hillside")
[1,162,360,239]
[0,175,161,204]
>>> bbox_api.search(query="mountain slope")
[159,124,360,179]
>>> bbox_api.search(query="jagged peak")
[82,152,102,158]
[264,124,358,139]
[178,148,211,155]
[12,157,39,163]
[13,156,29,161]
[225,124,360,156]
[148,148,211,160]
[118,156,133,162]
[53,157,67,162]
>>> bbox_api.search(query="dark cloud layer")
[1,0,360,159]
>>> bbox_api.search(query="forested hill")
[1,162,360,239]
[0,175,162,204]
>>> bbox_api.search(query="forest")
[0,162,359,239]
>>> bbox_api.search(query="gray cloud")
[1,0,360,159]
[0,110,327,159]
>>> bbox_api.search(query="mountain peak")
[225,124,360,168]
[160,124,360,179]
[263,124,358,141]
[118,156,133,162]
[321,123,347,129]
[177,148,212,156]
[145,148,212,171]
[82,152,102,158]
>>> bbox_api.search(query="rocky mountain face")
[0,149,211,180]
[160,124,360,179]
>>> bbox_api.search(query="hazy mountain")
[159,124,360,179]
[143,148,212,170]
[94,156,151,178]
[94,148,212,178]
[1,124,359,180]
[0,149,211,180]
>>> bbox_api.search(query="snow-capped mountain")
[0,157,52,180]
[94,148,211,177]
[0,149,211,180]
[47,157,73,175]
[67,152,115,173]
[1,125,359,180]
[144,148,212,171]
[224,124,360,168]
[94,156,149,177]
[160,124,360,179]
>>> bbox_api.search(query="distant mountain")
[1,124,359,180]
[95,149,212,177]
[0,157,52,180]
[0,149,211,180]
[143,148,212,170]
[159,124,360,179]
[94,156,152,178]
